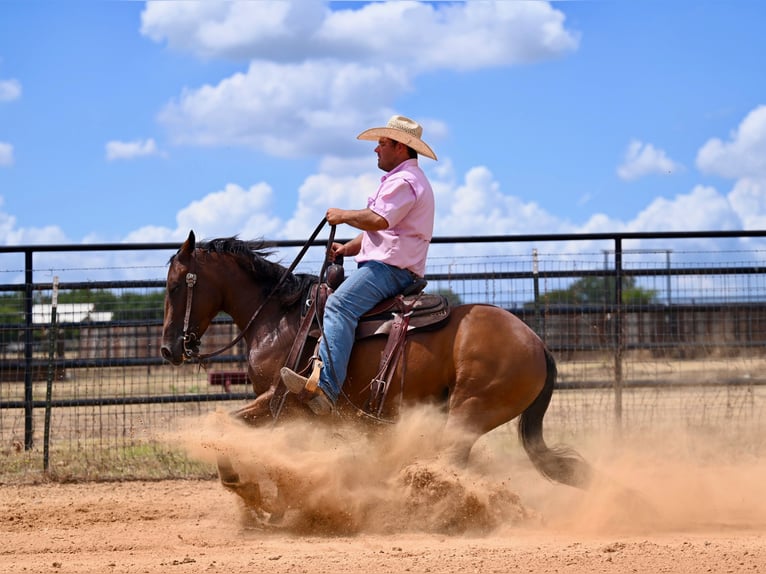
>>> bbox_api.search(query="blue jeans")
[317,260,415,403]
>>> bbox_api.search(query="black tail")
[518,347,592,489]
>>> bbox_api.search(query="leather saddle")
[313,263,450,340]
[355,291,450,339]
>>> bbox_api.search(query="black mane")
[193,236,317,308]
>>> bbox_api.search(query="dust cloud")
[497,423,766,537]
[165,405,766,537]
[167,406,534,535]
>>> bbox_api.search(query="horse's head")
[161,229,319,366]
[160,230,223,365]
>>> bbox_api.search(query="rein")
[181,218,332,362]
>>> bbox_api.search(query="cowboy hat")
[357,115,437,161]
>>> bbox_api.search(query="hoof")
[223,479,263,509]
[216,453,240,484]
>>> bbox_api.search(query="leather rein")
[180,219,333,362]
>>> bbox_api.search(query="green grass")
[0,441,217,484]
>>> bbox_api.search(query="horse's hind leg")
[436,417,482,467]
[439,306,549,467]
[441,374,544,467]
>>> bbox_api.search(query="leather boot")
[280,360,333,416]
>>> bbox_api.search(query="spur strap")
[366,295,418,416]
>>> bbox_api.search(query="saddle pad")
[356,294,450,339]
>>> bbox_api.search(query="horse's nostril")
[160,346,172,360]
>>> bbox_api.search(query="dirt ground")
[2,407,765,574]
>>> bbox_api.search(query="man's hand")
[329,242,346,260]
[326,208,346,226]
[329,235,363,260]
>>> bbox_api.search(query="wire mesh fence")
[1,232,765,483]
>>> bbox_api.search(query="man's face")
[375,137,403,171]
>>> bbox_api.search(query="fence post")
[532,248,544,338]
[44,276,59,473]
[23,250,34,450]
[613,238,624,426]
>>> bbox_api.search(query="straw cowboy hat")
[357,115,437,161]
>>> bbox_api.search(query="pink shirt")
[355,159,434,277]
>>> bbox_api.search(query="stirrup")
[280,367,311,394]
[281,359,322,393]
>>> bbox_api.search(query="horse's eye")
[168,283,181,295]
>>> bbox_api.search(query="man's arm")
[326,207,388,231]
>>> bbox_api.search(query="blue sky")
[1,0,765,258]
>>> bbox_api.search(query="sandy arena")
[1,406,764,573]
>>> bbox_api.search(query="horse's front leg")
[213,387,268,510]
[216,387,290,523]
[216,453,261,499]
[228,387,276,423]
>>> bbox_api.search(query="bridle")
[181,270,200,358]
[178,219,334,362]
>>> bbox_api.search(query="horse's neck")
[227,294,301,358]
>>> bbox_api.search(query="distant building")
[32,303,113,324]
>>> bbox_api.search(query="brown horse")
[161,231,592,510]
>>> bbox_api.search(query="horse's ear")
[180,230,196,255]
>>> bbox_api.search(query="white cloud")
[287,170,380,240]
[110,104,766,266]
[727,178,766,230]
[141,1,327,61]
[0,197,68,246]
[141,1,577,69]
[11,104,766,272]
[617,140,682,181]
[122,178,334,256]
[691,104,766,231]
[117,161,576,263]
[319,1,578,72]
[5,169,766,287]
[0,142,13,167]
[3,159,761,278]
[158,60,449,159]
[696,105,766,179]
[174,182,283,240]
[289,162,568,242]
[122,225,186,245]
[628,185,740,232]
[146,1,574,156]
[0,78,21,102]
[0,78,20,169]
[154,160,754,250]
[158,61,412,157]
[105,138,163,161]
[435,165,568,236]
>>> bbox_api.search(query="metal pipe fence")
[1,230,765,482]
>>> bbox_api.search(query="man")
[281,115,437,415]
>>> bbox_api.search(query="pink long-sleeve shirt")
[355,158,435,277]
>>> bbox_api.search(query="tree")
[0,292,24,323]
[111,291,165,321]
[534,275,657,306]
[0,293,25,345]
[431,287,463,306]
